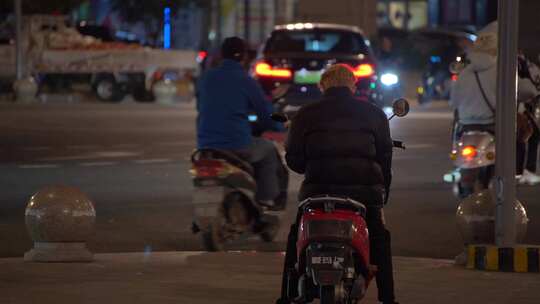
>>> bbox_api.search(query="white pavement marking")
[110,144,140,149]
[38,151,141,161]
[79,161,118,167]
[19,164,60,169]
[407,112,453,119]
[22,146,52,151]
[66,145,101,150]
[94,151,141,158]
[133,158,173,164]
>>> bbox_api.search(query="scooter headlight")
[381,73,399,86]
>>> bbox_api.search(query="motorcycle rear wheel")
[201,220,226,252]
[320,286,336,304]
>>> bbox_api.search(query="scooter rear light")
[307,219,353,240]
[190,159,238,178]
[461,146,478,159]
[255,62,292,79]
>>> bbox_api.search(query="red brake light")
[255,62,292,79]
[451,74,459,81]
[196,51,208,63]
[461,146,477,158]
[353,64,375,78]
[192,159,224,178]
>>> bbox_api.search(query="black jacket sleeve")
[285,113,306,174]
[374,112,393,204]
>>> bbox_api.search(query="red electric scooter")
[273,98,409,304]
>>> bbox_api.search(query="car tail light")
[307,220,353,240]
[190,159,238,178]
[255,62,292,79]
[353,64,375,78]
[196,51,208,63]
[461,146,478,159]
[451,74,459,81]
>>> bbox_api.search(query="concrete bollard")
[24,185,95,262]
[13,77,38,103]
[152,79,178,105]
[455,190,528,265]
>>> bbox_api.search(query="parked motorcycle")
[190,116,288,251]
[273,98,409,304]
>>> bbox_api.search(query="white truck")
[0,15,197,102]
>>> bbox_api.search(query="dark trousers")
[517,123,540,174]
[276,206,396,303]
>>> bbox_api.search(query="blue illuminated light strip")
[164,7,171,49]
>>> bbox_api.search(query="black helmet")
[221,37,246,62]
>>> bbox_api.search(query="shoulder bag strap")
[474,71,495,115]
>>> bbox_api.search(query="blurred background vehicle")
[412,28,476,104]
[252,23,380,117]
[0,15,197,102]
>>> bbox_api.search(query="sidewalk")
[1,252,539,304]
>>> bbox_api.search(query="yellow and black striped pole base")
[467,245,540,272]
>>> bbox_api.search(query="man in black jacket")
[276,64,398,304]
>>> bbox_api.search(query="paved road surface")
[1,101,539,258]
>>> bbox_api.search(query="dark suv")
[253,23,380,115]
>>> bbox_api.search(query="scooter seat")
[299,196,366,218]
[192,149,255,176]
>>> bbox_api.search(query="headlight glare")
[381,73,399,86]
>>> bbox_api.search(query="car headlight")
[381,73,399,86]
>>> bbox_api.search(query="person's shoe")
[519,169,540,185]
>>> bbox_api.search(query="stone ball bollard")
[152,79,178,105]
[13,77,38,103]
[456,190,528,245]
[24,185,95,262]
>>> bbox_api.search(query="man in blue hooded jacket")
[196,37,284,207]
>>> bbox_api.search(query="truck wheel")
[94,77,124,102]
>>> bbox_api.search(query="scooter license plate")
[311,256,345,266]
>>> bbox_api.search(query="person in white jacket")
[450,21,540,184]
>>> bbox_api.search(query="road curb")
[467,245,540,272]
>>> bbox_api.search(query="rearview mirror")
[271,112,289,123]
[392,98,410,118]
